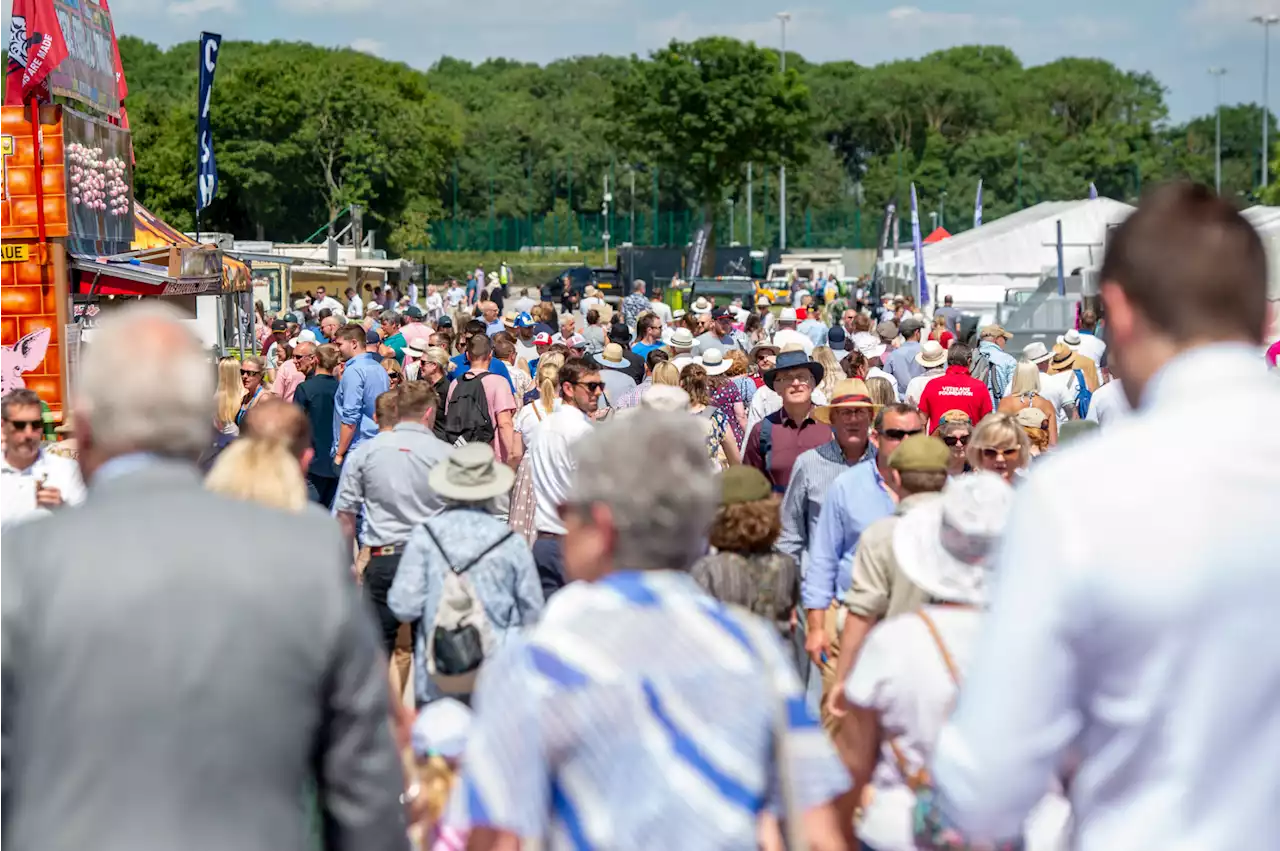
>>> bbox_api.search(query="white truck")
[760,252,845,302]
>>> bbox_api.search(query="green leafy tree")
[612,36,812,257]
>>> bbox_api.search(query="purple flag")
[910,183,929,306]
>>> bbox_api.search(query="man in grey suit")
[1,303,408,851]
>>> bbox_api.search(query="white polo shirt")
[530,406,592,535]
[1,447,86,529]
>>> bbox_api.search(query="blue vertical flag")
[973,178,983,229]
[910,183,929,306]
[196,32,222,214]
[1088,182,1098,200]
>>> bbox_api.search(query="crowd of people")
[3,182,1279,851]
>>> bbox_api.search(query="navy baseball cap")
[406,305,424,319]
[365,328,381,345]
[437,315,453,329]
[270,319,288,332]
[828,325,847,346]
[711,306,733,320]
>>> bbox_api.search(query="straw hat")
[698,347,733,376]
[892,472,1015,606]
[1048,342,1078,374]
[1015,406,1049,429]
[690,297,713,315]
[778,307,798,323]
[594,343,630,370]
[814,378,880,423]
[428,443,515,503]
[668,328,695,350]
[641,385,691,412]
[915,340,946,369]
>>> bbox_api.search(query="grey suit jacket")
[1,458,408,851]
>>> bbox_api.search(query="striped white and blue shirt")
[447,569,849,848]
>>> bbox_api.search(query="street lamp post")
[1252,15,1279,188]
[1016,142,1024,209]
[1209,68,1228,194]
[777,11,790,251]
[746,163,753,247]
[940,189,948,230]
[727,198,736,246]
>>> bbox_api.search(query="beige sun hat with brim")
[915,340,947,369]
[892,472,1015,607]
[698,347,733,376]
[814,378,881,423]
[690,297,714,315]
[1021,341,1053,365]
[1015,406,1049,429]
[668,327,695,350]
[641,384,691,412]
[428,442,516,503]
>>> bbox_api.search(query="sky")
[84,0,1280,123]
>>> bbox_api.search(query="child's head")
[411,698,473,823]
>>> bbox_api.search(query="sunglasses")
[980,446,1021,460]
[4,418,42,432]
[574,381,606,393]
[941,433,969,447]
[880,427,924,441]
[389,373,402,382]
[241,369,262,377]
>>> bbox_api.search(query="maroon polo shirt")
[742,407,833,491]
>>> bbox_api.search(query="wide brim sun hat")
[428,443,516,503]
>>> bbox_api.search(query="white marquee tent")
[1241,206,1280,341]
[879,198,1135,319]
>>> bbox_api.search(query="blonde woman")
[865,375,898,409]
[927,313,955,349]
[998,360,1059,446]
[811,346,842,401]
[214,357,243,436]
[965,411,1033,483]
[235,355,272,427]
[509,356,564,543]
[205,438,309,512]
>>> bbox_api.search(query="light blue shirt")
[978,339,1017,400]
[447,570,849,848]
[929,344,1280,850]
[802,459,895,611]
[333,352,389,456]
[798,318,829,349]
[882,340,925,394]
[388,507,544,706]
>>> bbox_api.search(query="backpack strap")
[888,611,962,792]
[423,519,513,575]
[759,415,780,492]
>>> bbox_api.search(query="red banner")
[100,0,128,102]
[3,0,70,106]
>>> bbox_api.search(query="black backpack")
[445,371,495,445]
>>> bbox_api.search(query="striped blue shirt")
[448,570,849,848]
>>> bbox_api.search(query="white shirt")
[345,294,364,320]
[904,368,943,407]
[580,296,606,313]
[514,337,539,367]
[771,327,814,355]
[1037,369,1079,423]
[1085,378,1131,427]
[312,295,344,319]
[744,385,829,439]
[648,300,672,326]
[514,398,562,451]
[1,447,87,529]
[531,406,593,535]
[446,286,466,307]
[930,344,1280,851]
[847,608,1068,851]
[1073,332,1107,366]
[866,366,901,401]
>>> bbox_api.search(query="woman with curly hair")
[691,466,798,638]
[680,362,740,468]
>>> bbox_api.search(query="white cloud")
[167,0,239,16]
[1184,0,1279,25]
[350,38,385,56]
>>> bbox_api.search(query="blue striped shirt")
[448,570,849,848]
[777,439,874,572]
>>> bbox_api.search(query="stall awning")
[69,253,223,296]
[131,203,251,293]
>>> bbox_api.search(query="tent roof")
[923,226,951,244]
[910,198,1135,277]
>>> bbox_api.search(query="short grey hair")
[572,410,717,573]
[2,387,43,419]
[76,302,214,459]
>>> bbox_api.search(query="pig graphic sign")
[2,326,50,393]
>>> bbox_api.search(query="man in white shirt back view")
[530,358,602,600]
[930,183,1280,851]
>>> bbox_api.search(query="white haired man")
[447,410,852,851]
[1,302,405,851]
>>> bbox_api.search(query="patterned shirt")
[622,292,650,327]
[447,570,849,848]
[612,377,652,411]
[388,508,544,706]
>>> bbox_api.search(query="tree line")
[118,35,1279,256]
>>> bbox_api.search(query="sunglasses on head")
[881,427,924,441]
[575,381,606,393]
[4,418,42,432]
[241,369,261,377]
[941,433,969,447]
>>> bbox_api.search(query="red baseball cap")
[533,332,553,346]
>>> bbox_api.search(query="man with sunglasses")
[529,359,602,599]
[1,389,85,528]
[802,402,925,726]
[916,342,993,433]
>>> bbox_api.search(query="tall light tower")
[1209,67,1228,194]
[1252,15,1279,188]
[777,11,790,250]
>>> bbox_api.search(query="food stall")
[1,103,246,424]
